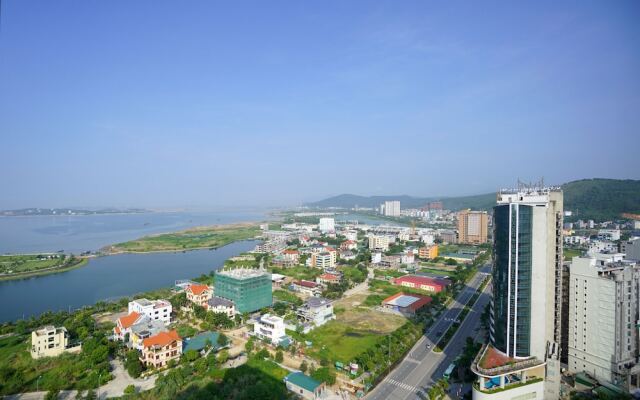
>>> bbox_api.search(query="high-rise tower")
[472,183,564,400]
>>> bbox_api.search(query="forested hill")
[306,178,640,221]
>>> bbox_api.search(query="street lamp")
[36,375,42,392]
[97,373,102,399]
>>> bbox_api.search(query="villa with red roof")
[113,311,145,340]
[316,273,341,286]
[186,283,213,307]
[140,330,182,368]
[393,275,451,293]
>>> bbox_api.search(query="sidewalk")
[3,359,158,400]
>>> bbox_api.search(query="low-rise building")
[183,331,225,354]
[297,297,335,328]
[284,372,327,400]
[418,245,438,259]
[282,249,300,265]
[598,229,621,241]
[253,313,287,345]
[393,275,450,293]
[128,298,172,325]
[339,250,356,260]
[130,319,168,350]
[340,240,357,251]
[381,292,431,316]
[185,284,213,308]
[312,252,335,269]
[371,252,382,264]
[31,326,80,359]
[316,273,341,286]
[401,251,415,265]
[114,311,146,341]
[140,330,182,368]
[206,296,236,318]
[291,280,321,296]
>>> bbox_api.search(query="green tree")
[300,360,308,373]
[123,384,136,395]
[311,367,336,385]
[245,338,255,353]
[275,350,284,363]
[125,350,143,378]
[184,349,200,362]
[217,349,229,365]
[217,333,228,347]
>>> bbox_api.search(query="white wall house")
[253,314,287,345]
[128,298,172,325]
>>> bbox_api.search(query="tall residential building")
[383,200,401,217]
[318,218,335,233]
[368,235,390,251]
[472,185,564,400]
[567,256,640,391]
[621,237,640,261]
[214,268,272,313]
[457,209,489,244]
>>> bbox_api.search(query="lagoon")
[0,240,259,323]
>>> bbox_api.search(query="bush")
[123,384,136,394]
[45,389,60,400]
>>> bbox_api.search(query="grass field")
[108,223,261,253]
[564,247,583,261]
[0,254,87,281]
[295,297,406,363]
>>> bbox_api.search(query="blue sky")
[1,1,639,209]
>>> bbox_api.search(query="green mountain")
[561,178,640,221]
[306,179,640,221]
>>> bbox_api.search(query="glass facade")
[491,204,533,357]
[492,204,510,353]
[214,271,273,313]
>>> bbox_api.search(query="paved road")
[367,265,491,400]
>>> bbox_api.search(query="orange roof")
[283,249,299,254]
[142,330,181,348]
[114,326,121,334]
[325,246,336,252]
[319,273,339,280]
[188,284,210,295]
[118,312,141,329]
[343,240,356,244]
[480,345,517,369]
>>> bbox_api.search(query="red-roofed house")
[282,249,300,264]
[140,330,182,368]
[393,275,450,293]
[291,280,321,296]
[113,312,145,340]
[382,292,432,316]
[186,284,213,307]
[316,273,341,286]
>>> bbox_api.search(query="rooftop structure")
[393,275,450,293]
[381,292,431,316]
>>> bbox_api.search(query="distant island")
[0,207,150,216]
[103,222,262,254]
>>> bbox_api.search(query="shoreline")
[0,220,269,282]
[0,258,89,282]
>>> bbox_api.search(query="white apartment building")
[383,201,401,217]
[587,240,618,255]
[31,326,80,359]
[568,256,640,391]
[253,313,287,345]
[598,229,621,241]
[318,218,335,233]
[297,297,335,328]
[313,252,335,269]
[128,298,172,325]
[368,235,390,251]
[371,252,382,264]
